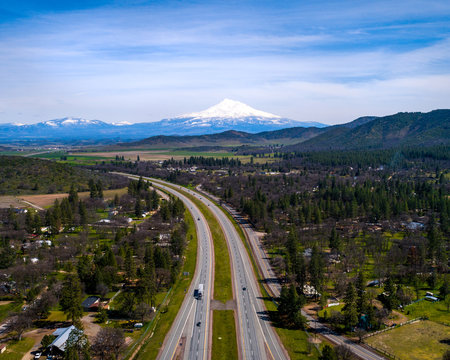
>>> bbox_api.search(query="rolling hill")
[117,109,449,151]
[288,109,450,151]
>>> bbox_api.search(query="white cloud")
[0,2,449,124]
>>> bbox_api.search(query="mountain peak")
[178,99,281,119]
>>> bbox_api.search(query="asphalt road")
[198,187,386,360]
[149,179,288,360]
[118,174,213,360]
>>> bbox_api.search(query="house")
[81,296,100,311]
[49,326,82,354]
[0,344,7,353]
[303,284,320,297]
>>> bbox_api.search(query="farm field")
[365,320,450,360]
[16,187,128,208]
[29,149,273,164]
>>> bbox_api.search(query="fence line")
[363,317,424,339]
[364,343,400,360]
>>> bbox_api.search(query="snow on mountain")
[178,98,281,120]
[112,121,133,126]
[0,99,328,142]
[48,117,105,126]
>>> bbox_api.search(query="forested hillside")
[0,156,127,195]
[290,110,450,151]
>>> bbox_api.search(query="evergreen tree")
[294,253,307,293]
[135,199,142,218]
[383,276,398,311]
[124,248,136,281]
[309,246,324,297]
[356,272,367,315]
[89,179,96,198]
[343,282,358,329]
[329,227,340,252]
[319,345,337,360]
[60,274,83,323]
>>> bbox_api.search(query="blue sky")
[0,0,449,124]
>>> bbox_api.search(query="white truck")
[197,284,204,299]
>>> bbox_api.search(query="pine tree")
[329,227,340,252]
[343,282,358,329]
[135,199,142,218]
[124,248,136,281]
[60,274,83,323]
[384,276,398,311]
[309,246,324,297]
[286,227,298,273]
[356,272,367,315]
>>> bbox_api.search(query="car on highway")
[196,321,201,327]
[242,287,246,291]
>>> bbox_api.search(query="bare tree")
[335,344,354,360]
[354,328,367,343]
[7,313,32,340]
[91,327,125,360]
[135,302,152,322]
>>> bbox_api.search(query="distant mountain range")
[0,99,326,144]
[1,102,448,151]
[120,109,450,151]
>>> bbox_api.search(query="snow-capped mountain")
[41,117,108,127]
[155,99,326,134]
[179,98,281,119]
[0,100,327,143]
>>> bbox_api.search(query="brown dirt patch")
[210,299,236,310]
[0,196,25,209]
[81,314,102,340]
[19,188,127,208]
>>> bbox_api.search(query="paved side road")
[196,186,386,360]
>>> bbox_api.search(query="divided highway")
[149,178,288,360]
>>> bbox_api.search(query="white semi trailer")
[197,284,204,299]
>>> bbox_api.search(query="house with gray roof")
[49,326,81,354]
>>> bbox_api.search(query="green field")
[405,299,450,323]
[0,338,35,360]
[365,320,450,360]
[0,301,23,323]
[211,310,238,360]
